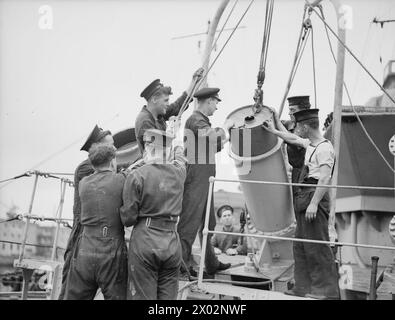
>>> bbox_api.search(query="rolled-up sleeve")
[120,172,142,227]
[316,144,335,170]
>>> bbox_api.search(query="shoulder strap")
[308,140,336,177]
[308,139,329,162]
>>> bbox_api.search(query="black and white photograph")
[0,0,394,306]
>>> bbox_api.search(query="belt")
[140,216,179,232]
[83,225,124,239]
[295,177,318,194]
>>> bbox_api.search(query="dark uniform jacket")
[120,148,187,227]
[135,92,188,154]
[184,110,224,170]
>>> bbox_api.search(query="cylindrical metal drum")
[226,105,294,233]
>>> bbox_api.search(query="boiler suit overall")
[120,148,187,300]
[64,170,128,300]
[292,140,340,299]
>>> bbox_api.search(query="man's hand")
[192,67,205,82]
[224,118,235,131]
[225,248,237,256]
[262,118,275,132]
[305,203,318,222]
[214,247,222,255]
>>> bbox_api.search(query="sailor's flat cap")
[216,205,234,218]
[140,79,172,101]
[294,108,319,123]
[193,87,221,101]
[80,125,112,152]
[287,95,311,109]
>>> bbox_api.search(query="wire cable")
[309,5,395,106]
[317,6,395,174]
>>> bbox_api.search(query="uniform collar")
[194,110,210,122]
[94,169,113,174]
[142,105,164,122]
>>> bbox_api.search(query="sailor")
[64,144,128,300]
[281,96,312,193]
[58,125,114,299]
[135,68,204,154]
[177,87,234,277]
[120,129,187,300]
[211,205,248,256]
[263,108,340,299]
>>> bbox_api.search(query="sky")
[0,0,394,221]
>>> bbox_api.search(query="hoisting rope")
[252,0,274,114]
[278,5,311,116]
[315,5,395,174]
[176,0,255,122]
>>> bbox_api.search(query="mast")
[328,0,350,241]
[201,0,230,88]
[307,0,349,240]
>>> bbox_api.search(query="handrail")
[198,175,395,289]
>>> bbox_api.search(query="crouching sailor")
[121,129,187,300]
[263,108,340,300]
[64,144,128,300]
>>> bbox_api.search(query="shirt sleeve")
[316,142,335,170]
[120,172,142,227]
[164,91,188,120]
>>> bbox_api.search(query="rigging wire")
[278,5,309,116]
[308,5,395,106]
[311,25,317,108]
[0,239,66,250]
[351,21,373,97]
[177,0,255,119]
[0,113,119,192]
[0,173,31,184]
[317,6,395,174]
[177,0,241,118]
[0,217,20,224]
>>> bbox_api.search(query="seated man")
[211,205,247,256]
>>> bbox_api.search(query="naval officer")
[178,87,234,277]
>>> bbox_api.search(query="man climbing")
[121,129,187,300]
[135,68,204,154]
[64,144,127,300]
[58,125,114,299]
